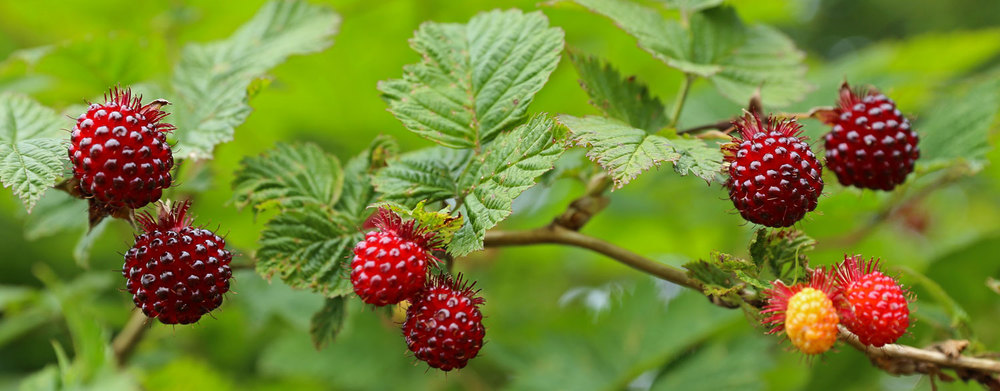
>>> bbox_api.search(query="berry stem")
[111,308,152,366]
[484,226,702,292]
[667,73,695,129]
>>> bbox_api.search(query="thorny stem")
[112,308,152,366]
[667,74,695,129]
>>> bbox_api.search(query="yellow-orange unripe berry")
[784,287,839,355]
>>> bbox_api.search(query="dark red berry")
[123,200,232,325]
[819,82,919,190]
[350,208,440,306]
[403,274,485,371]
[69,87,175,210]
[835,255,910,347]
[723,112,824,227]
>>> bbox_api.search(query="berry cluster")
[724,83,919,227]
[351,208,486,371]
[761,255,911,355]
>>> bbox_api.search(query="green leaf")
[917,77,1000,171]
[449,114,566,255]
[232,142,344,215]
[748,229,815,282]
[171,0,340,159]
[0,93,66,212]
[669,137,723,183]
[559,115,678,188]
[256,205,360,296]
[651,334,774,391]
[369,201,464,246]
[371,147,468,204]
[73,219,108,268]
[378,9,564,148]
[569,53,668,131]
[654,0,724,14]
[335,135,398,221]
[573,0,807,106]
[310,296,347,350]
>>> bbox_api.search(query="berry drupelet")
[350,208,440,306]
[835,255,911,346]
[123,200,233,324]
[819,82,919,191]
[403,274,486,371]
[723,112,824,228]
[69,87,174,210]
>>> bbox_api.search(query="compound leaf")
[569,53,669,132]
[379,9,564,148]
[232,142,343,215]
[449,114,566,255]
[256,205,360,297]
[0,93,66,212]
[573,0,807,106]
[172,0,340,159]
[559,115,678,188]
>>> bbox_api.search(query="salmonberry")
[403,274,486,371]
[724,112,824,228]
[819,82,919,190]
[762,269,840,355]
[835,255,910,347]
[69,87,174,210]
[123,200,232,324]
[350,208,440,306]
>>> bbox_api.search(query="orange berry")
[783,287,839,354]
[761,268,841,355]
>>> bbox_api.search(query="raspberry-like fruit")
[123,200,232,324]
[724,112,824,227]
[403,274,486,371]
[350,208,440,306]
[835,255,910,347]
[69,87,174,210]
[762,269,840,355]
[819,82,919,190]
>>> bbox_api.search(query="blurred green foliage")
[1,0,999,390]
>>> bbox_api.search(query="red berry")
[835,255,910,347]
[69,87,175,210]
[123,201,232,324]
[761,268,840,355]
[350,208,440,306]
[723,112,824,227]
[403,274,485,371]
[819,82,919,190]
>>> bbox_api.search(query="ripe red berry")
[69,87,175,210]
[350,208,440,306]
[761,268,840,355]
[123,200,232,324]
[723,112,824,227]
[835,255,910,347]
[403,274,486,371]
[819,82,919,190]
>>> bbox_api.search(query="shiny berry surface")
[762,269,841,355]
[836,255,910,346]
[724,113,824,227]
[123,201,232,324]
[821,83,919,190]
[403,275,485,371]
[69,87,174,210]
[351,231,431,306]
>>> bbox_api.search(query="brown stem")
[112,308,152,366]
[485,226,701,291]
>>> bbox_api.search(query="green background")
[2,0,1000,390]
